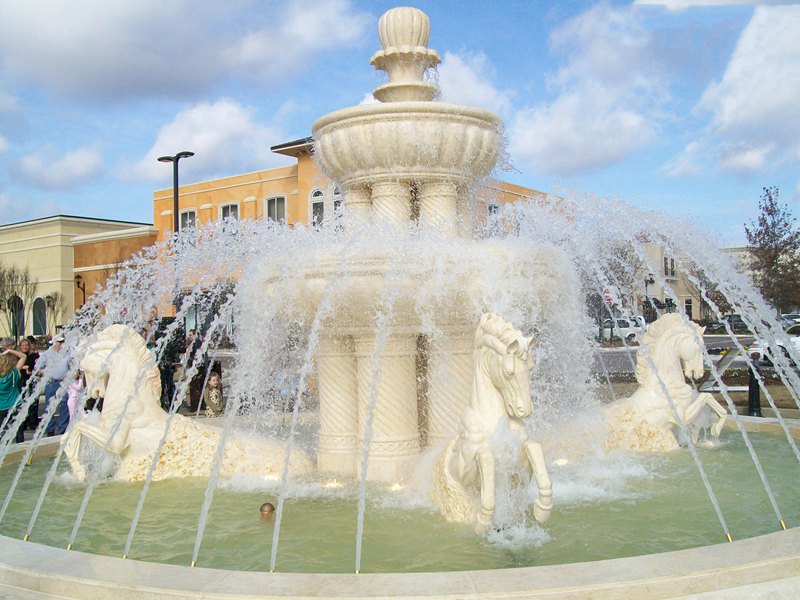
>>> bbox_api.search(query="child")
[66,371,85,421]
[203,372,224,416]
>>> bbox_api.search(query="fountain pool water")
[0,430,797,574]
[1,6,799,598]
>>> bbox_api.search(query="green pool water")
[0,430,797,574]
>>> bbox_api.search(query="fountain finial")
[370,7,440,102]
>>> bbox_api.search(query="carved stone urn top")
[370,7,440,102]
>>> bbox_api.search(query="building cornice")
[71,226,159,246]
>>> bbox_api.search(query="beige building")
[0,215,152,338]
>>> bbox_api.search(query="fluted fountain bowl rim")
[312,100,502,133]
[312,101,503,188]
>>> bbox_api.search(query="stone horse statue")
[63,324,312,482]
[604,313,727,452]
[432,313,552,533]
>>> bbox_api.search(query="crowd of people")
[0,334,73,442]
[0,326,226,445]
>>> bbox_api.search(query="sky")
[0,0,798,246]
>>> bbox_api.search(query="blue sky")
[0,0,798,245]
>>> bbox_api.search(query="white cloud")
[0,0,371,101]
[693,5,800,175]
[131,98,289,182]
[437,52,513,116]
[224,0,371,79]
[0,136,8,155]
[635,0,797,11]
[14,147,103,190]
[509,4,666,177]
[659,141,706,178]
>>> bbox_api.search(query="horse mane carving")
[92,324,161,400]
[605,313,725,452]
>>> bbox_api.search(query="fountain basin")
[312,102,502,190]
[1,420,798,598]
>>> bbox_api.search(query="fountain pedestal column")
[425,330,473,447]
[354,332,420,481]
[317,335,359,475]
[418,181,458,234]
[344,186,372,229]
[372,180,412,224]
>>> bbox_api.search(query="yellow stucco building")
[0,216,153,338]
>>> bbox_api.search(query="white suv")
[600,317,645,342]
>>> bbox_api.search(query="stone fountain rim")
[1,419,799,599]
[312,100,502,133]
[0,524,797,599]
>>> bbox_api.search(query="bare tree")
[0,262,39,340]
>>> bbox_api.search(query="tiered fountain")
[0,6,798,599]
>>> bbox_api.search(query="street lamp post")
[644,274,655,322]
[157,151,194,234]
[74,274,86,306]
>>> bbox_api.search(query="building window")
[684,298,693,318]
[488,203,499,216]
[266,196,286,222]
[180,210,197,230]
[312,201,325,225]
[670,258,675,277]
[33,297,46,336]
[220,204,239,220]
[663,257,669,276]
[309,189,327,225]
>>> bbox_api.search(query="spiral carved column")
[418,181,458,233]
[344,186,372,230]
[354,332,420,482]
[372,180,412,224]
[425,330,473,447]
[317,335,359,475]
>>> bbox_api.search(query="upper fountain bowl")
[312,7,503,193]
[312,101,502,191]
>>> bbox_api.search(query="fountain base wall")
[1,521,798,599]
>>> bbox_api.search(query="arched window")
[310,189,325,225]
[33,297,46,336]
[7,294,24,338]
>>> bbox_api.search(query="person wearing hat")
[0,337,27,443]
[18,337,40,430]
[36,334,72,436]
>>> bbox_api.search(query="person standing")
[0,338,27,443]
[36,334,72,436]
[18,337,40,430]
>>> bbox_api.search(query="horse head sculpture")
[433,313,552,532]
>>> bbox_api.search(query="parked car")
[599,317,645,342]
[780,313,800,325]
[747,324,800,367]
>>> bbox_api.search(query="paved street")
[595,334,755,374]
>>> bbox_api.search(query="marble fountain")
[0,7,799,599]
